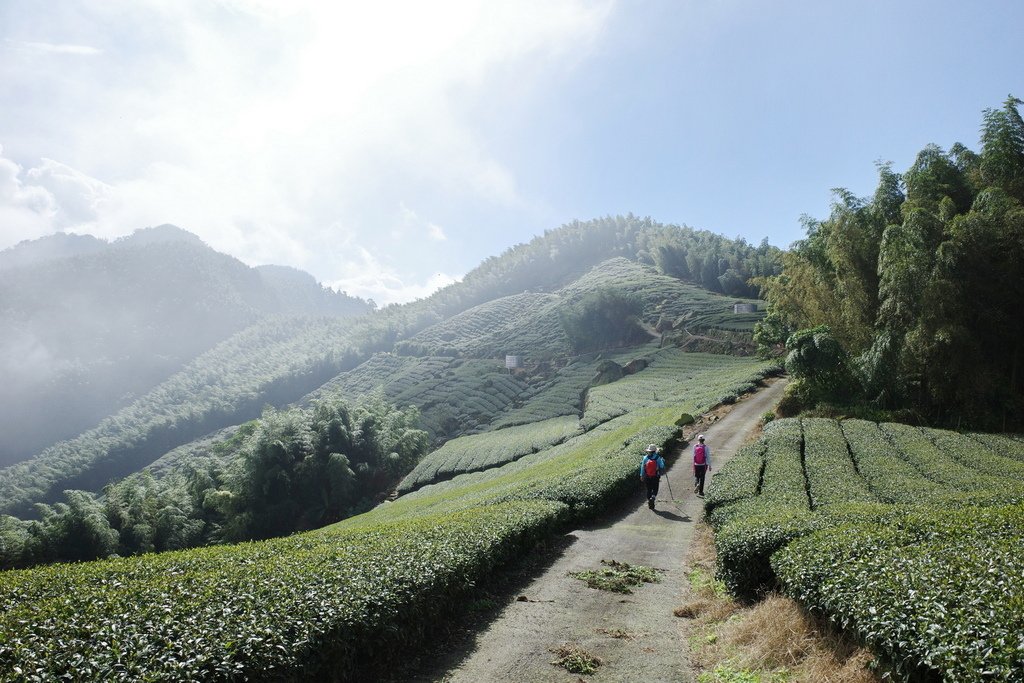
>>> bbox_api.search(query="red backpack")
[644,456,659,477]
[694,443,707,465]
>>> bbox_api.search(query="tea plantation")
[398,349,777,492]
[0,356,776,680]
[706,417,1024,681]
[395,257,761,360]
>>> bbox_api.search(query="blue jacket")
[640,453,665,479]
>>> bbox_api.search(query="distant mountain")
[0,226,372,465]
[0,215,781,520]
[255,265,369,316]
[0,232,108,269]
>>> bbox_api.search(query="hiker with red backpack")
[640,444,665,510]
[692,434,711,497]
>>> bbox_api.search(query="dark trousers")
[645,475,660,502]
[694,464,707,495]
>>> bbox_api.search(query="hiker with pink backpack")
[639,444,666,510]
[692,434,711,497]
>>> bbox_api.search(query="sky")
[1,0,1022,305]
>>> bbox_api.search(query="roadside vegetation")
[704,417,1024,681]
[678,524,878,683]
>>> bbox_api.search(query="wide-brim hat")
[645,444,657,452]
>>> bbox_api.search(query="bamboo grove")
[757,96,1024,430]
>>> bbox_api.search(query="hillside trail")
[407,378,787,683]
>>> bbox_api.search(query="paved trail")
[414,379,787,683]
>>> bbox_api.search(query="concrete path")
[417,379,787,683]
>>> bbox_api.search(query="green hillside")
[0,214,785,679]
[0,222,773,522]
[0,226,370,465]
[396,258,762,359]
[706,417,1024,680]
[0,315,369,517]
[0,355,776,680]
[400,348,775,494]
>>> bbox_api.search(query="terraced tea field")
[399,349,777,491]
[707,417,1024,681]
[396,257,760,359]
[0,353,777,681]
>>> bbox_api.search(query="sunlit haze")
[2,0,1022,304]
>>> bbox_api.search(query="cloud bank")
[0,0,612,303]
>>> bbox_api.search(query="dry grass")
[595,627,639,640]
[678,522,879,683]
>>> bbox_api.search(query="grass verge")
[678,523,879,683]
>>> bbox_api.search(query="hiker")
[640,444,665,510]
[692,434,711,496]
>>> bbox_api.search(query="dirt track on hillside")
[400,378,787,683]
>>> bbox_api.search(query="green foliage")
[558,287,649,354]
[580,349,775,430]
[0,356,778,677]
[979,96,1024,201]
[760,96,1024,429]
[0,398,428,567]
[784,326,857,405]
[709,416,1024,677]
[398,416,582,494]
[311,354,533,441]
[774,508,1024,682]
[0,501,564,682]
[752,310,791,358]
[801,418,875,508]
[222,398,428,541]
[489,346,655,430]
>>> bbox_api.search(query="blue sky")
[1,0,1021,304]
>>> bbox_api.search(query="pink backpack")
[693,443,707,465]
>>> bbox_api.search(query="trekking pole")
[664,474,675,503]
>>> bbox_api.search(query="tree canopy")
[759,96,1024,429]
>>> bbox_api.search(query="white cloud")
[0,0,612,292]
[14,41,103,56]
[0,145,57,246]
[325,246,460,306]
[397,202,447,242]
[428,223,447,241]
[26,159,112,229]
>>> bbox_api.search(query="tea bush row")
[773,506,1024,682]
[397,415,583,493]
[879,422,1015,497]
[709,417,1024,676]
[0,501,564,681]
[802,418,875,508]
[923,427,1024,483]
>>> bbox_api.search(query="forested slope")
[0,225,370,464]
[758,96,1024,430]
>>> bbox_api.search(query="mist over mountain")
[0,226,372,465]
